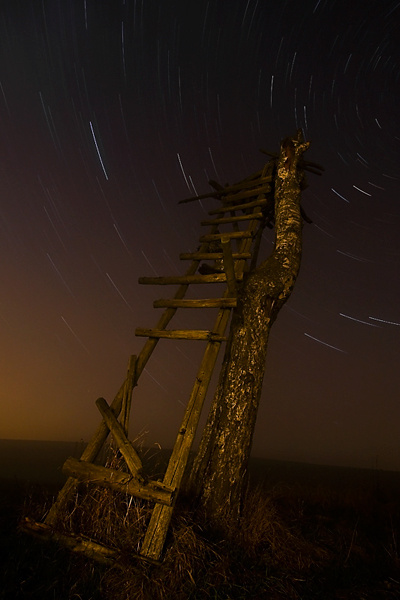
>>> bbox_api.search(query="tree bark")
[187,130,310,527]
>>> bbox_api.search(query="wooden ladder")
[21,161,275,564]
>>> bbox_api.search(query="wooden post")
[121,355,137,435]
[96,397,144,479]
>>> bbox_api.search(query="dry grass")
[3,448,400,599]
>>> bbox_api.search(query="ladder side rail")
[140,307,232,560]
[140,210,263,560]
[121,354,137,435]
[45,227,221,526]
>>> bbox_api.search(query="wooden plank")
[241,168,263,181]
[135,328,227,342]
[219,184,271,205]
[178,174,273,204]
[199,231,252,243]
[138,273,239,285]
[201,212,263,226]
[153,298,237,308]
[62,457,175,506]
[95,397,144,478]
[21,517,118,565]
[221,237,236,297]
[208,197,269,215]
[179,252,251,260]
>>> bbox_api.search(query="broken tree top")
[178,141,323,228]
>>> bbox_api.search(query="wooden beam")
[62,457,175,506]
[95,397,144,478]
[121,355,137,436]
[219,185,271,205]
[201,212,263,226]
[135,328,227,342]
[153,298,237,309]
[179,252,251,261]
[221,237,236,297]
[139,273,241,285]
[199,231,252,243]
[21,517,118,565]
[178,174,273,204]
[208,197,269,215]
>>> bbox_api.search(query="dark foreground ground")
[1,447,400,599]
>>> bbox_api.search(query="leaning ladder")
[22,160,275,564]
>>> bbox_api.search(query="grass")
[1,447,400,599]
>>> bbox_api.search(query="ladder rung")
[201,212,263,226]
[208,198,269,216]
[139,273,233,285]
[135,328,228,341]
[179,252,251,260]
[153,298,237,308]
[178,175,273,204]
[62,457,175,506]
[219,184,271,205]
[199,231,252,243]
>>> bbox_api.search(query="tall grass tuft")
[10,446,400,599]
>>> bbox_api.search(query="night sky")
[1,0,399,471]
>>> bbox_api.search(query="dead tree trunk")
[187,130,311,526]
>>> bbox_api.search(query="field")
[1,448,399,599]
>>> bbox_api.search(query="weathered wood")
[44,224,223,527]
[40,165,269,558]
[199,231,252,243]
[178,175,273,204]
[179,252,251,261]
[208,197,270,216]
[135,328,227,342]
[153,298,237,308]
[95,397,144,478]
[139,211,263,560]
[21,517,117,565]
[62,457,175,505]
[201,212,263,226]
[241,168,263,182]
[219,185,271,205]
[140,308,232,561]
[121,355,137,435]
[221,237,236,297]
[139,273,241,285]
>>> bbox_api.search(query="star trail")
[1,0,399,470]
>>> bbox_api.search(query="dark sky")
[1,0,399,471]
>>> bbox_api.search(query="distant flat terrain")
[1,439,399,497]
